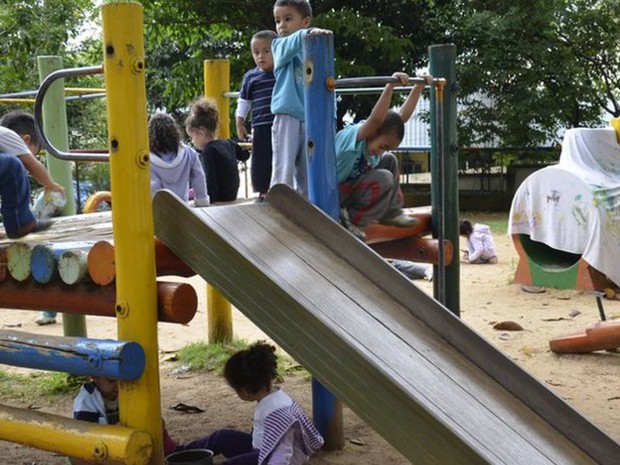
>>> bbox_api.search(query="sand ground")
[2,229,620,464]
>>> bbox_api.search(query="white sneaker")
[35,315,56,325]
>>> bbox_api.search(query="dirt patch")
[2,231,620,464]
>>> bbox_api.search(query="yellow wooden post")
[611,117,620,144]
[102,3,163,464]
[203,59,233,343]
[204,59,230,138]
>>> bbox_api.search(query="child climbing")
[336,72,433,240]
[269,0,332,197]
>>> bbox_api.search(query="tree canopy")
[1,0,617,151]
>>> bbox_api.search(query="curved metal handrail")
[34,65,109,161]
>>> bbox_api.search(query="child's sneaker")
[35,314,56,325]
[379,213,418,228]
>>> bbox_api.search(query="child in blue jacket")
[269,0,331,197]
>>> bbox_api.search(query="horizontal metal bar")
[334,76,430,88]
[1,87,106,99]
[336,86,426,95]
[34,65,109,162]
[66,93,106,101]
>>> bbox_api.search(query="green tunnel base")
[512,234,609,291]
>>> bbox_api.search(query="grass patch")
[176,339,249,373]
[175,340,309,379]
[460,211,509,235]
[0,369,85,399]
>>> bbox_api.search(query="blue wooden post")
[303,33,344,450]
[0,330,145,380]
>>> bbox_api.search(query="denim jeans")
[0,153,35,236]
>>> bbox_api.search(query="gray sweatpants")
[270,114,308,197]
[338,153,404,227]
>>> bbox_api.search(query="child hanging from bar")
[336,72,433,241]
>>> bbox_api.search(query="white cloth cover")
[509,127,620,286]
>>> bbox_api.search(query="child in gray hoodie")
[148,112,210,206]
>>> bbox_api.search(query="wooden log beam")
[59,249,89,285]
[0,403,152,464]
[0,280,197,324]
[364,211,432,245]
[88,239,195,286]
[30,242,94,284]
[368,236,453,266]
[0,330,145,380]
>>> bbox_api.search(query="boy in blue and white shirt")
[269,0,331,197]
[236,30,277,202]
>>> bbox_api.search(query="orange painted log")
[87,240,115,285]
[87,239,195,286]
[550,320,620,353]
[368,236,453,266]
[365,211,432,245]
[0,280,197,324]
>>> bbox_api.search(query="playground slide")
[153,186,620,465]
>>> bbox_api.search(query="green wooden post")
[429,45,460,316]
[37,56,87,337]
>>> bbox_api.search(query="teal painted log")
[0,329,145,379]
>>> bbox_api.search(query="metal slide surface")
[153,187,619,465]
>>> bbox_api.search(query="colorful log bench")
[0,331,152,464]
[0,210,198,325]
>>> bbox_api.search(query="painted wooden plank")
[0,329,145,379]
[0,403,151,464]
[153,187,619,465]
[0,210,113,247]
